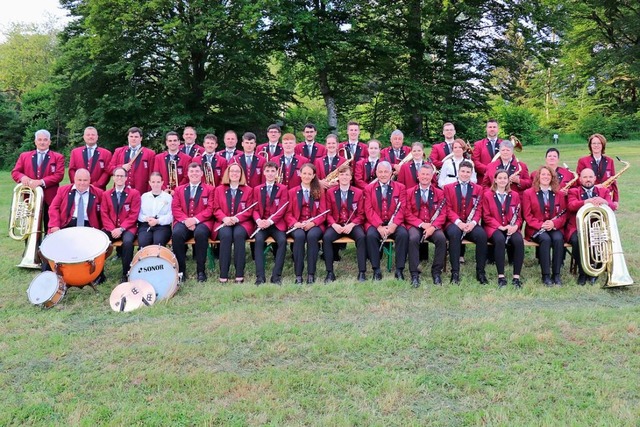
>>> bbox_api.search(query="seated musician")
[523,166,567,286]
[565,168,615,286]
[353,139,382,189]
[272,133,308,190]
[482,139,531,194]
[314,133,346,189]
[152,131,191,193]
[233,132,266,189]
[138,172,173,248]
[443,161,488,285]
[101,167,141,282]
[437,139,477,189]
[323,165,366,283]
[530,148,574,193]
[363,161,408,281]
[482,170,524,288]
[405,164,447,287]
[212,163,255,283]
[252,162,289,285]
[285,163,327,284]
[576,133,619,209]
[380,129,411,175]
[171,163,215,283]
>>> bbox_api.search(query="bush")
[575,113,640,140]
[492,104,540,145]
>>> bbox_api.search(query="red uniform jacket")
[482,157,531,193]
[101,187,141,234]
[286,186,327,232]
[338,141,369,163]
[381,146,411,166]
[234,153,267,188]
[252,183,289,232]
[522,187,567,240]
[443,181,484,228]
[326,185,364,227]
[472,138,504,183]
[295,142,326,163]
[256,142,283,160]
[576,155,618,203]
[363,181,406,232]
[353,158,380,189]
[12,150,65,205]
[192,153,227,186]
[171,182,215,232]
[272,154,309,190]
[531,166,575,191]
[109,146,156,194]
[212,185,255,237]
[179,143,205,159]
[429,141,454,169]
[397,160,436,188]
[404,184,447,230]
[564,186,614,241]
[481,190,523,238]
[153,152,192,191]
[48,184,103,231]
[314,155,347,181]
[68,146,113,190]
[216,149,243,168]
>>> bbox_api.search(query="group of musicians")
[11,120,621,288]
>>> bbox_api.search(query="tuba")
[576,202,633,288]
[9,184,44,268]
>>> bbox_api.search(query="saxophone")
[602,157,630,188]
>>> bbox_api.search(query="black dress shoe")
[433,274,442,285]
[577,273,587,286]
[411,275,420,288]
[394,270,405,280]
[197,271,207,282]
[179,272,187,284]
[307,274,315,284]
[512,277,522,289]
[255,277,266,286]
[552,274,562,286]
[373,269,382,281]
[324,271,336,284]
[497,277,507,288]
[542,274,553,287]
[357,272,366,282]
[476,271,488,285]
[295,276,303,284]
[451,272,460,285]
[270,276,282,285]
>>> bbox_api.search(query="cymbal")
[109,279,156,312]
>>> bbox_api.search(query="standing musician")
[138,172,173,247]
[108,127,155,194]
[68,126,112,190]
[576,134,619,209]
[363,161,408,281]
[171,163,215,283]
[482,170,524,288]
[397,142,432,188]
[12,129,65,232]
[234,132,266,188]
[192,134,227,186]
[323,166,367,283]
[472,118,504,185]
[565,168,615,286]
[295,123,326,163]
[381,129,411,176]
[437,139,477,188]
[256,124,284,160]
[217,130,242,165]
[252,162,289,285]
[531,148,574,193]
[153,131,191,192]
[523,166,567,286]
[338,121,368,163]
[443,161,488,285]
[482,139,531,194]
[429,122,458,170]
[286,163,327,284]
[405,164,447,287]
[101,167,141,282]
[180,126,204,159]
[212,163,254,283]
[314,133,347,189]
[354,139,382,189]
[272,133,309,190]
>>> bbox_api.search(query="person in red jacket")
[192,134,227,186]
[482,139,531,194]
[295,123,326,163]
[286,163,327,284]
[482,170,524,288]
[338,120,368,163]
[256,124,284,161]
[12,129,65,233]
[315,133,347,189]
[353,139,382,189]
[108,127,155,194]
[472,118,504,185]
[233,132,266,189]
[101,167,141,282]
[429,122,458,170]
[171,163,215,283]
[252,162,289,285]
[397,142,431,188]
[576,133,619,209]
[217,130,243,165]
[153,131,191,193]
[68,126,113,190]
[530,148,575,193]
[179,126,204,159]
[272,133,308,190]
[523,166,567,286]
[381,130,411,176]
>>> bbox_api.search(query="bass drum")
[27,272,67,308]
[129,245,179,301]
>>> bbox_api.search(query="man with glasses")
[256,124,284,160]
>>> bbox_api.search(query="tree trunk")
[318,68,338,133]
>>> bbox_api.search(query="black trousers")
[137,223,172,247]
[365,226,408,271]
[254,226,287,279]
[217,225,248,279]
[107,230,135,276]
[291,226,323,276]
[533,229,564,276]
[408,227,446,276]
[323,225,367,273]
[172,222,210,274]
[446,224,487,273]
[490,230,524,276]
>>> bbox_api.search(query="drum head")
[109,280,156,312]
[129,256,178,301]
[27,272,64,306]
[40,227,110,263]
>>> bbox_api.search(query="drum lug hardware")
[89,260,96,275]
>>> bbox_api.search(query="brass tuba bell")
[9,184,44,268]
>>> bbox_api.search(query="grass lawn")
[1,141,640,426]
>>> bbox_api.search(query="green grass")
[1,141,640,426]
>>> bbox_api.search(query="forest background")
[0,0,638,168]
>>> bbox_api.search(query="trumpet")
[276,165,284,184]
[167,159,178,194]
[203,159,216,187]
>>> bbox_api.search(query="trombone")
[167,159,178,194]
[203,160,216,187]
[258,147,269,162]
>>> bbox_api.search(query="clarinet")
[504,203,520,244]
[460,193,482,241]
[531,209,566,239]
[420,198,446,243]
[378,202,402,251]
